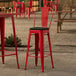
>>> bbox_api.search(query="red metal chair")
[13,1,25,18]
[15,1,24,17]
[25,6,54,72]
[46,0,59,12]
[25,0,33,19]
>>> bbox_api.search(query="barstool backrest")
[34,6,54,29]
[41,7,49,27]
[30,0,32,8]
[46,0,59,12]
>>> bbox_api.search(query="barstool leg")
[12,16,19,68]
[15,8,17,18]
[35,34,39,66]
[48,33,54,68]
[28,8,30,19]
[1,17,5,64]
[39,31,44,72]
[25,31,31,69]
[19,8,21,17]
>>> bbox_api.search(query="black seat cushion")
[30,27,49,30]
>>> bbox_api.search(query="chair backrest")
[13,1,16,10]
[25,0,32,8]
[34,6,54,29]
[16,1,22,8]
[56,0,59,7]
[46,0,59,12]
[41,6,49,27]
[46,1,53,7]
[30,0,32,8]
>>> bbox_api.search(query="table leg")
[48,32,54,68]
[39,31,44,72]
[11,16,19,68]
[0,17,5,64]
[25,31,31,70]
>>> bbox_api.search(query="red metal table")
[0,13,19,68]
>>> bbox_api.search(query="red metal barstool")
[25,6,54,72]
[15,1,23,18]
[25,0,33,19]
[46,0,59,12]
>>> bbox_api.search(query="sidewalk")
[0,52,76,76]
[0,13,76,76]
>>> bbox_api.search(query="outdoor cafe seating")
[13,0,33,19]
[46,0,59,12]
[25,0,33,19]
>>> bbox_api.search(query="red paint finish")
[25,0,33,19]
[46,0,59,12]
[0,14,19,68]
[25,6,54,72]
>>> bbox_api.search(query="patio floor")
[0,13,76,76]
[0,52,76,76]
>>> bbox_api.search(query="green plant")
[5,34,22,47]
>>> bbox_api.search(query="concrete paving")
[0,13,76,76]
[0,52,76,76]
